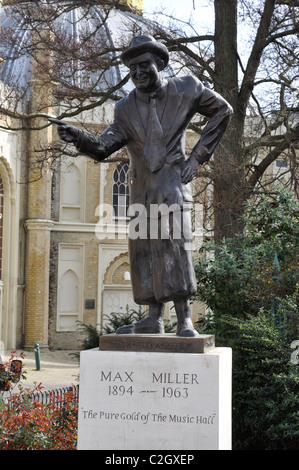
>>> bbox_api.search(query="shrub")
[0,351,78,450]
[195,187,299,318]
[0,350,25,392]
[204,306,299,450]
[195,187,299,449]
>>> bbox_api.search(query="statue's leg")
[174,298,199,337]
[116,302,165,335]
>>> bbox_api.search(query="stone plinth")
[77,342,232,450]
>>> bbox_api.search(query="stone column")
[24,26,53,351]
[24,219,53,350]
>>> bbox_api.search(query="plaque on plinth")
[99,333,215,354]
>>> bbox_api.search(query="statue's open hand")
[48,118,80,143]
[181,154,199,184]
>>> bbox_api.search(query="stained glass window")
[112,162,129,220]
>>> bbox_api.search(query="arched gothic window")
[57,244,83,331]
[60,161,84,222]
[0,177,3,280]
[112,162,129,221]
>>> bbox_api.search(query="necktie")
[143,93,167,172]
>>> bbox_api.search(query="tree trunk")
[213,0,246,242]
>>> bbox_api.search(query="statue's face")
[128,52,163,93]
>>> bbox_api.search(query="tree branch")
[238,0,276,115]
[248,122,299,188]
[275,0,299,5]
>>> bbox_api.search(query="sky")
[142,0,252,64]
[142,0,215,35]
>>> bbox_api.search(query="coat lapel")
[125,90,146,143]
[122,79,184,145]
[160,78,184,143]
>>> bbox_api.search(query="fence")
[1,384,79,410]
[29,385,79,409]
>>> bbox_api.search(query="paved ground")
[2,349,80,391]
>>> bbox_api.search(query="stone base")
[99,333,215,354]
[77,346,232,450]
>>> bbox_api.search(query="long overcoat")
[76,75,232,304]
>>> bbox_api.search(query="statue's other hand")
[181,154,199,184]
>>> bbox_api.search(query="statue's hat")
[121,35,169,69]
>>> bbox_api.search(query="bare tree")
[0,0,298,241]
[0,1,130,120]
[151,0,299,241]
[0,0,136,177]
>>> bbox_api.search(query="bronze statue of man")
[51,35,233,337]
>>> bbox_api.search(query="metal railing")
[29,385,79,408]
[1,384,79,410]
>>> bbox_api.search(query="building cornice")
[24,219,54,231]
